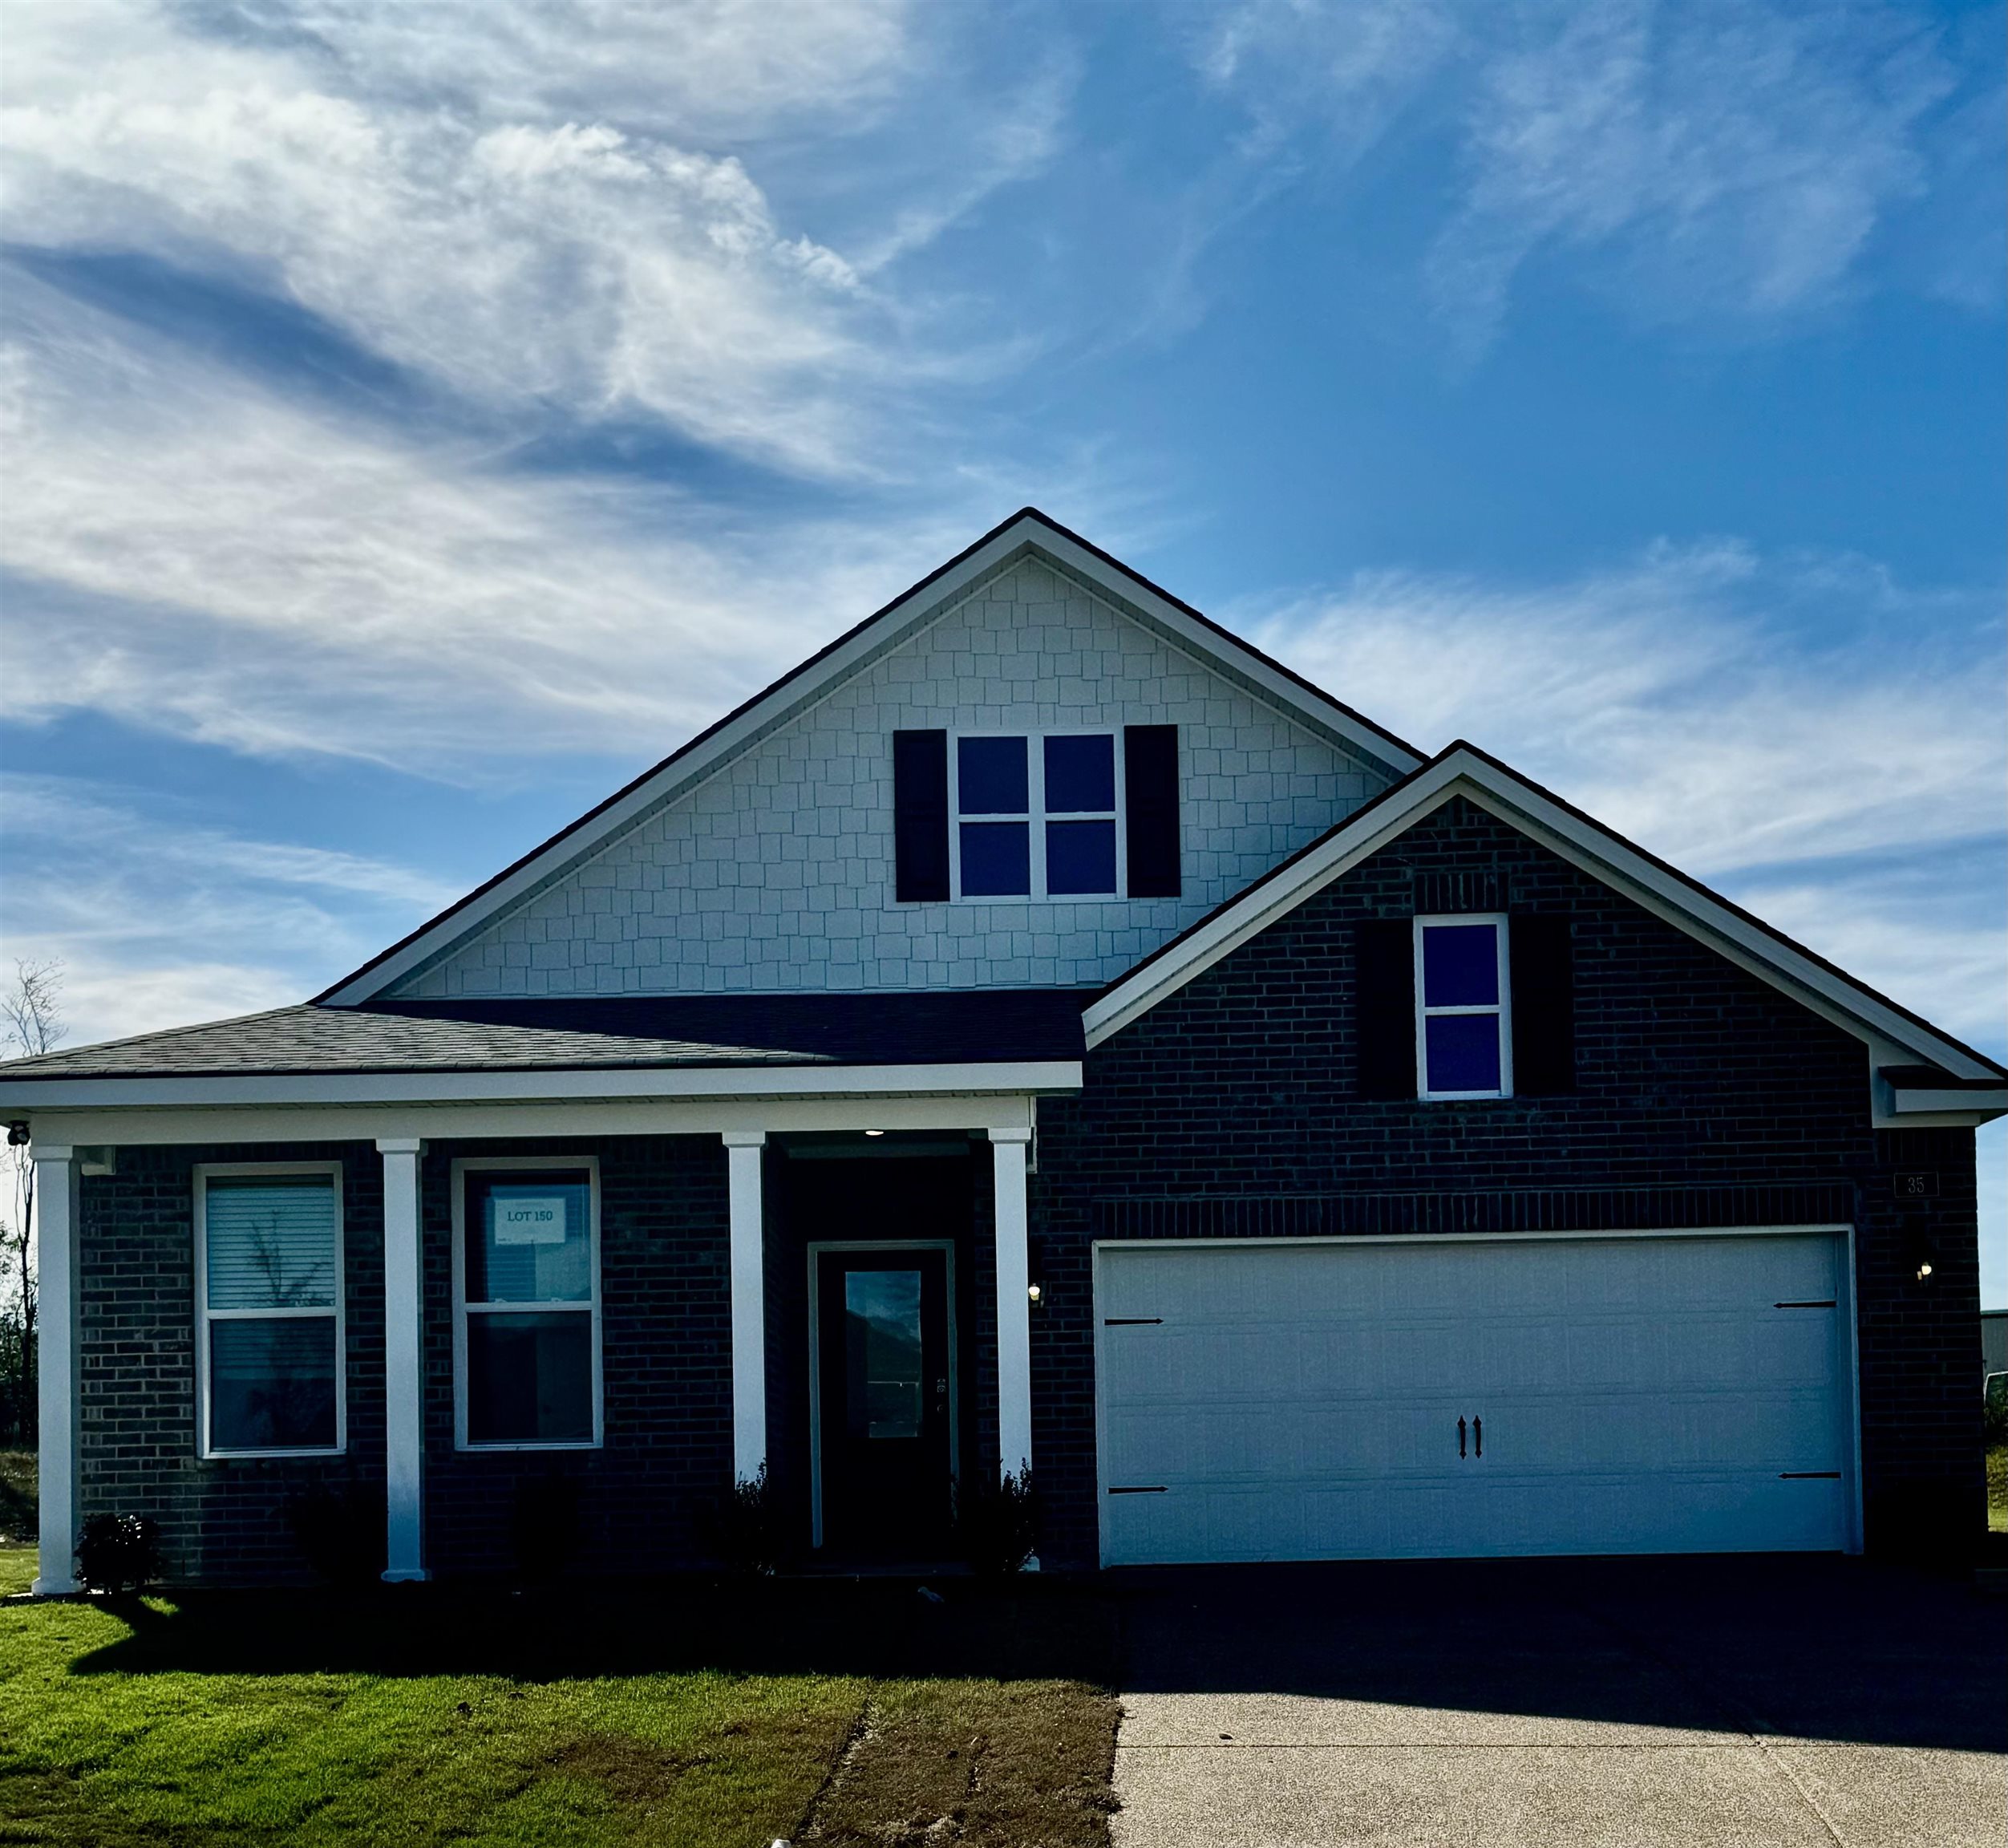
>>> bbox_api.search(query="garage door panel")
[1097,1233,1852,1565]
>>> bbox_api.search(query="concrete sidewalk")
[1108,1556,2005,1848]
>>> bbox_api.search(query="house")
[6,509,2003,1591]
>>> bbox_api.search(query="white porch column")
[377,1137,428,1583]
[989,1127,1034,1483]
[723,1131,767,1485]
[31,1143,80,1595]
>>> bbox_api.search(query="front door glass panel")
[847,1270,924,1440]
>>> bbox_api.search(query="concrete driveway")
[1108,1555,2005,1848]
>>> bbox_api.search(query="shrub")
[1985,1374,2007,1449]
[511,1472,584,1578]
[702,1462,778,1575]
[955,1465,1038,1574]
[286,1483,387,1586]
[75,1514,160,1595]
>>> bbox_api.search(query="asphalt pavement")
[1107,1554,2005,1848]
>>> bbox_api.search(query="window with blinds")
[195,1167,344,1455]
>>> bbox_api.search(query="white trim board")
[318,511,1420,1006]
[23,1091,1045,1150]
[1083,745,2006,1104]
[0,1059,1083,1113]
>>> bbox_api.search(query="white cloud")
[0,774,459,1044]
[0,0,990,476]
[1249,541,2006,1046]
[1426,2,1955,352]
[0,267,1013,772]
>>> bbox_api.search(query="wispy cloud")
[1249,541,2006,1045]
[0,0,1038,476]
[0,267,1023,774]
[1427,2,1957,355]
[0,774,460,1044]
[1195,0,1992,358]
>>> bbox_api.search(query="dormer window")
[953,732,1119,899]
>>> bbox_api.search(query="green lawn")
[1988,1444,2006,1536]
[0,1551,1119,1847]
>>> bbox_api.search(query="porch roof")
[0,990,1092,1082]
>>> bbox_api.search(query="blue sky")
[2,1,2002,1295]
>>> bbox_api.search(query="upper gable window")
[953,732,1119,899]
[1414,914,1513,1100]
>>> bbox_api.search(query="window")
[194,1164,344,1457]
[1414,914,1513,1100]
[453,1159,601,1449]
[951,731,1120,899]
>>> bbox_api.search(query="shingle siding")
[1026,797,1983,1566]
[391,557,1391,999]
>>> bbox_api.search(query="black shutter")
[1509,914,1575,1095]
[893,729,949,902]
[1355,919,1416,1100]
[1124,725,1180,898]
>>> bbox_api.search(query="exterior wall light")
[864,1129,885,1137]
[1026,1281,1044,1307]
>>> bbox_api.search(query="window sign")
[492,1194,569,1246]
[1415,915,1512,1100]
[458,1166,601,1449]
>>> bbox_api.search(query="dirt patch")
[545,1732,711,1805]
[800,1680,1121,1848]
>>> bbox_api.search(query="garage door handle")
[1458,1416,1467,1459]
[1473,1416,1481,1459]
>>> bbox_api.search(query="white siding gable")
[391,557,1395,996]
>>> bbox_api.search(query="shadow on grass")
[72,1573,1123,1687]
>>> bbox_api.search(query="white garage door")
[1096,1231,1855,1566]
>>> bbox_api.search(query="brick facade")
[1026,797,1983,1567]
[70,796,1982,1581]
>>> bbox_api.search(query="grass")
[1988,1443,2006,1536]
[0,1562,1120,1847]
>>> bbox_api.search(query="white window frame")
[1413,913,1514,1101]
[193,1161,347,1460]
[948,727,1126,903]
[451,1154,604,1452]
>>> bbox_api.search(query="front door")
[814,1245,955,1555]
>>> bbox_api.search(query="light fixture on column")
[1026,1238,1046,1309]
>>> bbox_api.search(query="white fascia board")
[26,1092,1043,1149]
[1023,525,1424,776]
[1084,756,1470,1046]
[1087,748,2002,1084]
[322,515,1419,1006]
[0,1059,1083,1112]
[318,525,1048,1005]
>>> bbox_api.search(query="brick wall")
[75,1134,735,1583]
[1026,796,1984,1566]
[393,555,1391,998]
[77,1140,385,1583]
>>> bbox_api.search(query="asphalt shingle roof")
[0,992,1091,1080]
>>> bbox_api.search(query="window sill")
[455,1440,602,1453]
[199,1446,346,1462]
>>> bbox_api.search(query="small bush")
[286,1483,387,1586]
[955,1466,1038,1574]
[511,1472,584,1578]
[702,1462,778,1575]
[1985,1374,2007,1449]
[75,1514,160,1595]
